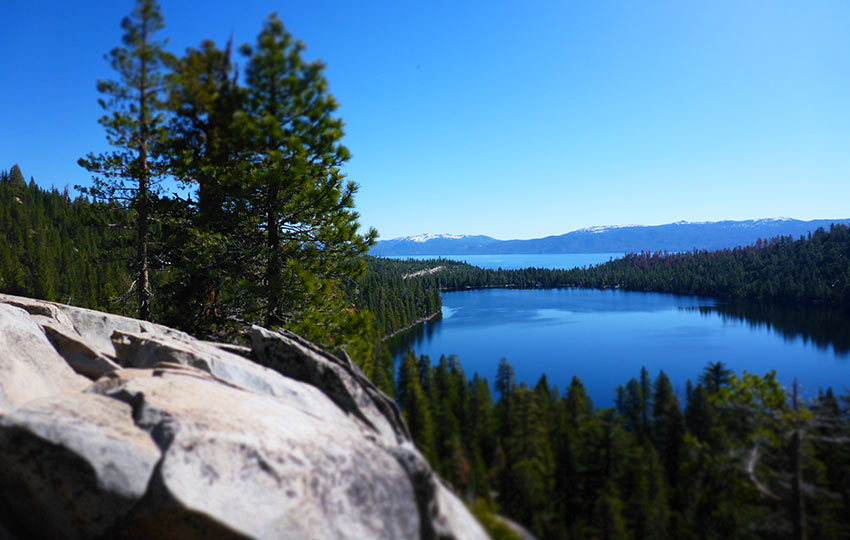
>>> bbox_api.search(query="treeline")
[0,167,131,312]
[351,257,442,338]
[563,225,850,304]
[397,353,850,539]
[367,256,573,290]
[381,224,850,306]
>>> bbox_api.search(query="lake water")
[389,287,850,407]
[384,253,624,270]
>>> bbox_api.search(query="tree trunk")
[137,15,152,322]
[265,180,280,327]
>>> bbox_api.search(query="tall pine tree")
[78,0,172,320]
[237,14,376,333]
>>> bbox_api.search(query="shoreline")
[381,310,442,341]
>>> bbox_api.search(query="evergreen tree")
[78,0,172,320]
[397,351,436,464]
[158,37,245,334]
[237,13,376,333]
[651,371,685,487]
[700,361,732,395]
[8,164,26,188]
[465,374,497,499]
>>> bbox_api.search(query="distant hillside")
[370,234,499,255]
[370,218,850,255]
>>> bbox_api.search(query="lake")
[384,252,624,270]
[389,287,850,407]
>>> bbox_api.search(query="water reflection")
[391,292,850,360]
[386,288,850,406]
[689,301,850,357]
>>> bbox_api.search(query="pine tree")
[237,13,376,331]
[651,371,685,485]
[700,361,732,394]
[78,0,172,320]
[8,164,26,188]
[465,374,497,499]
[157,37,245,333]
[397,351,436,464]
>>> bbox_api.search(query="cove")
[389,287,850,406]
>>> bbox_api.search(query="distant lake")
[389,288,850,407]
[383,253,624,270]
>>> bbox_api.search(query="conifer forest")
[3,1,850,538]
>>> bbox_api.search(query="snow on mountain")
[577,224,642,234]
[400,233,473,243]
[371,218,850,256]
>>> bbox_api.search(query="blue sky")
[2,1,848,240]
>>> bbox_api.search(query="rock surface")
[0,293,489,540]
[0,303,88,411]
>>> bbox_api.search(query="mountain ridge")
[371,218,850,256]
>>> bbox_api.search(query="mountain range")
[369,218,850,256]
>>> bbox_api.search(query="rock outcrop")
[0,293,489,540]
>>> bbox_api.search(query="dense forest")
[0,166,132,313]
[379,224,850,307]
[562,227,850,304]
[348,256,442,338]
[397,354,850,539]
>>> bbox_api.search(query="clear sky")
[2,1,848,240]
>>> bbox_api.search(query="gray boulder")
[0,294,490,540]
[94,366,422,539]
[0,392,160,538]
[251,325,411,446]
[0,303,88,410]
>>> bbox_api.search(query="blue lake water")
[384,253,624,270]
[389,287,850,407]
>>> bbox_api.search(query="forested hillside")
[380,224,850,306]
[563,225,850,304]
[0,167,131,312]
[349,257,442,338]
[396,354,850,539]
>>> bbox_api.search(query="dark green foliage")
[78,0,173,321]
[234,14,377,333]
[397,351,437,463]
[651,371,685,486]
[562,226,850,305]
[394,355,850,539]
[349,257,442,338]
[0,173,131,312]
[156,37,246,335]
[7,165,26,188]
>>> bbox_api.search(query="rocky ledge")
[0,293,489,540]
